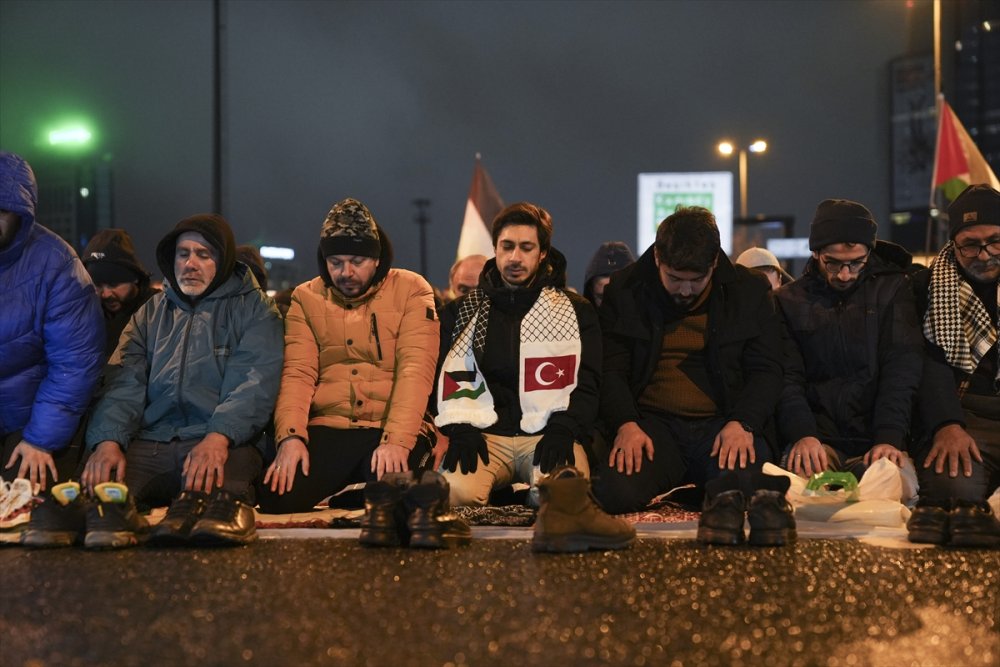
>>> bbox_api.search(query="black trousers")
[914,410,1000,503]
[256,426,433,514]
[591,413,772,515]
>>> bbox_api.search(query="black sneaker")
[188,489,257,546]
[22,481,87,548]
[748,490,797,546]
[149,490,209,546]
[84,483,150,550]
[696,489,746,545]
[907,498,950,545]
[359,472,414,548]
[949,500,1000,548]
[405,470,471,549]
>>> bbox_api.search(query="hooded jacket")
[85,214,284,449]
[773,240,924,451]
[0,153,104,451]
[274,221,439,449]
[436,246,602,442]
[82,229,159,358]
[599,245,784,437]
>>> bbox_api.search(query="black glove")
[442,425,490,474]
[533,426,576,474]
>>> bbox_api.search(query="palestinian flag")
[442,369,486,401]
[931,95,1000,207]
[456,155,504,260]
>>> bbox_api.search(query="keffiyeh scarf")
[435,286,581,433]
[923,242,999,382]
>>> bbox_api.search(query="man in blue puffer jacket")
[0,152,104,491]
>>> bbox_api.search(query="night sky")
[0,0,929,290]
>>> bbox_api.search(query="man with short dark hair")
[593,206,789,545]
[82,229,159,359]
[908,183,1000,547]
[75,214,284,548]
[435,202,632,551]
[774,199,924,483]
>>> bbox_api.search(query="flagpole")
[413,198,431,278]
[933,0,942,97]
[928,0,942,255]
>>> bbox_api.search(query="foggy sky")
[0,0,927,289]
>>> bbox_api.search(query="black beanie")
[83,229,149,286]
[584,241,636,284]
[947,184,1000,239]
[319,198,381,258]
[155,213,236,298]
[809,199,877,251]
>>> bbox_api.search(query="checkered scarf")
[923,242,999,379]
[435,286,581,433]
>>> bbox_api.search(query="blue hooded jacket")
[0,152,104,451]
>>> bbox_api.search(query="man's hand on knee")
[81,441,126,493]
[182,433,230,494]
[5,440,58,492]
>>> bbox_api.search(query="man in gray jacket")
[78,214,284,547]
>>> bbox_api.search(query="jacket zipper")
[176,309,195,422]
[370,313,383,361]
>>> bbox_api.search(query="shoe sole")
[948,532,1000,548]
[359,527,404,548]
[188,531,258,547]
[748,528,797,546]
[531,534,636,553]
[21,530,79,548]
[906,528,948,545]
[84,530,143,550]
[409,529,472,549]
[147,530,191,547]
[696,526,745,546]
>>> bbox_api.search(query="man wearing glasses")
[773,199,924,484]
[908,184,1000,547]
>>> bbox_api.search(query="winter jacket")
[774,241,924,451]
[437,247,602,443]
[0,152,104,451]
[85,246,284,450]
[911,263,1000,438]
[600,246,783,436]
[274,226,439,449]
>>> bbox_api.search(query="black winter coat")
[774,241,924,452]
[599,246,784,437]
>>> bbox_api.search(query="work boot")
[697,473,746,545]
[188,489,257,546]
[84,482,150,550]
[404,470,471,549]
[949,499,1000,548]
[747,473,796,546]
[906,498,950,545]
[532,466,635,553]
[22,481,87,548]
[359,472,414,548]
[149,490,209,546]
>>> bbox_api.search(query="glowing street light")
[48,126,93,147]
[717,139,768,218]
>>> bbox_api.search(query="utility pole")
[413,198,431,278]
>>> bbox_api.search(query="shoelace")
[201,494,239,521]
[166,494,205,519]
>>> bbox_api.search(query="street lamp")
[717,139,767,218]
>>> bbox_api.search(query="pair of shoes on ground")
[22,481,149,550]
[907,498,1000,548]
[532,466,636,553]
[360,469,471,549]
[149,488,257,546]
[697,472,797,546]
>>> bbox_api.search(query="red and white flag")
[456,155,504,260]
[931,95,1000,206]
[523,355,577,392]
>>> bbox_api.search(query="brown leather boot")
[532,466,636,553]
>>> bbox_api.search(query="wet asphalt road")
[1,536,997,667]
